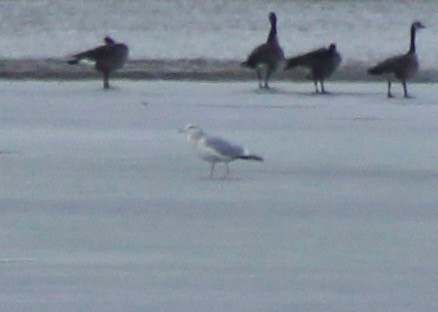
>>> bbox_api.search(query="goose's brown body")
[368,22,425,98]
[68,37,129,89]
[285,43,342,93]
[241,12,284,89]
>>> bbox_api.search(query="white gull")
[179,124,263,179]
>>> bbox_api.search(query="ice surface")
[0,80,437,311]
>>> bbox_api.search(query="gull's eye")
[187,125,197,130]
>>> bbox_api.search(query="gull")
[179,124,263,179]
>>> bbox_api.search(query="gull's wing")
[204,136,245,158]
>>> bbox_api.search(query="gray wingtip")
[239,155,263,161]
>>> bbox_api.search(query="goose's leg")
[264,69,271,89]
[103,71,110,89]
[320,80,327,94]
[257,69,263,89]
[387,80,393,98]
[314,80,319,93]
[402,81,411,98]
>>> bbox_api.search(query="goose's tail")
[67,58,80,65]
[241,60,256,68]
[67,50,95,65]
[285,54,311,70]
[367,65,384,75]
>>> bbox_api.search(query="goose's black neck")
[409,25,416,53]
[267,15,278,44]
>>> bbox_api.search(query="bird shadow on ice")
[279,90,375,97]
[0,258,35,264]
[265,166,438,181]
[0,150,19,156]
[194,103,317,110]
[363,94,436,106]
[254,87,284,94]
[329,116,386,122]
[232,86,287,94]
[197,176,243,182]
[385,95,436,106]
[64,84,143,95]
[237,87,379,98]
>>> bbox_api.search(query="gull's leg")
[387,80,393,98]
[210,162,215,178]
[221,163,229,179]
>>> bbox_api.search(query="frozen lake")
[0,80,437,311]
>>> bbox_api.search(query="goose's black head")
[104,36,116,45]
[412,21,426,30]
[269,12,277,26]
[328,43,337,52]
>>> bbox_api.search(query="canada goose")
[285,43,342,94]
[241,12,284,89]
[67,36,129,89]
[367,21,425,98]
[179,124,263,179]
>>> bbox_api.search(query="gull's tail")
[238,154,263,161]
